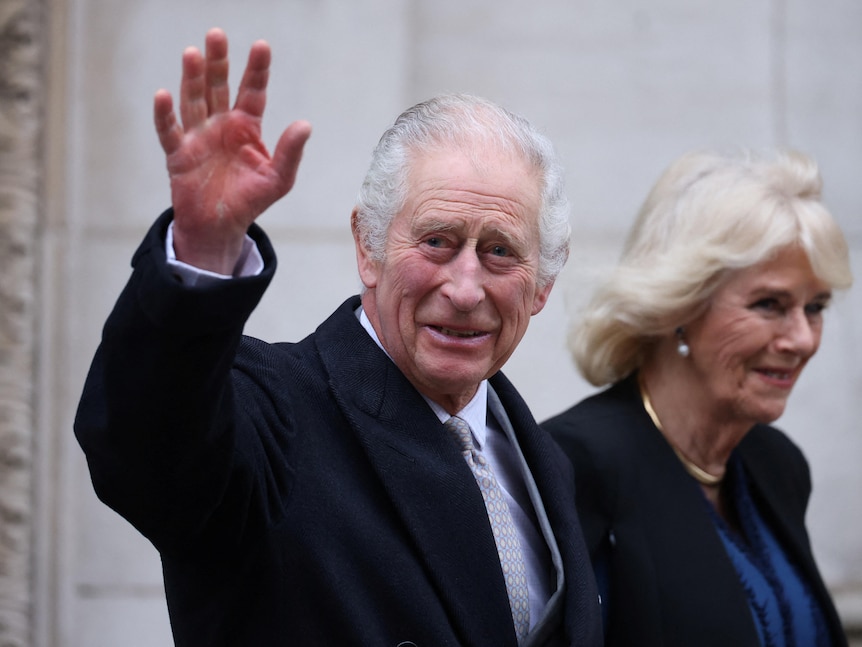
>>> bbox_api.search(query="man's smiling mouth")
[433,326,485,338]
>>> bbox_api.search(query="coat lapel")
[313,298,518,646]
[617,380,760,641]
[737,428,815,568]
[490,373,596,645]
[737,428,847,645]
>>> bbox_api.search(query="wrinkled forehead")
[404,139,543,191]
[403,145,542,219]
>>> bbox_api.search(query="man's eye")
[490,245,509,257]
[425,237,444,248]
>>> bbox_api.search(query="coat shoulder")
[541,378,644,465]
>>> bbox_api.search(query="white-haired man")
[75,28,602,647]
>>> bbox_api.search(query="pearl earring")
[675,327,690,357]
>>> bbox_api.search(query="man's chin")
[417,370,488,400]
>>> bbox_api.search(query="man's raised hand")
[154,28,312,274]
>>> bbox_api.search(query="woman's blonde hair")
[571,150,853,386]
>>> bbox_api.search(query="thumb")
[271,120,312,194]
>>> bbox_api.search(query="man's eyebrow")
[410,216,531,250]
[486,226,527,248]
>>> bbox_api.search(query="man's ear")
[531,279,554,316]
[352,208,379,289]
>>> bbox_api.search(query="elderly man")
[74,28,602,647]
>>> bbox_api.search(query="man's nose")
[442,247,485,312]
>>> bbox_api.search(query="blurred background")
[2,0,860,644]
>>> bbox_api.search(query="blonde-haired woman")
[543,150,851,646]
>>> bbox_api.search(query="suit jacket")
[542,376,847,647]
[74,211,603,647]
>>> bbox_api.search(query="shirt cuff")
[165,221,264,286]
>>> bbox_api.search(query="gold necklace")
[637,377,724,487]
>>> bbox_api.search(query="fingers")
[205,28,230,114]
[271,120,313,194]
[153,89,183,155]
[158,29,287,162]
[178,28,230,131]
[179,46,208,130]
[233,39,272,119]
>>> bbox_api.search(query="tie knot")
[444,416,475,454]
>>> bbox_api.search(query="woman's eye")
[752,298,782,312]
[805,302,827,316]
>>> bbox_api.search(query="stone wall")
[0,1,45,646]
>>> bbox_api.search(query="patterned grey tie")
[444,415,530,641]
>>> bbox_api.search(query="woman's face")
[683,246,832,428]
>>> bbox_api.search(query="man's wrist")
[165,221,264,286]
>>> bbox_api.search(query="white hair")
[353,94,570,287]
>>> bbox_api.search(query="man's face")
[354,145,554,414]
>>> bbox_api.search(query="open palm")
[154,29,311,274]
